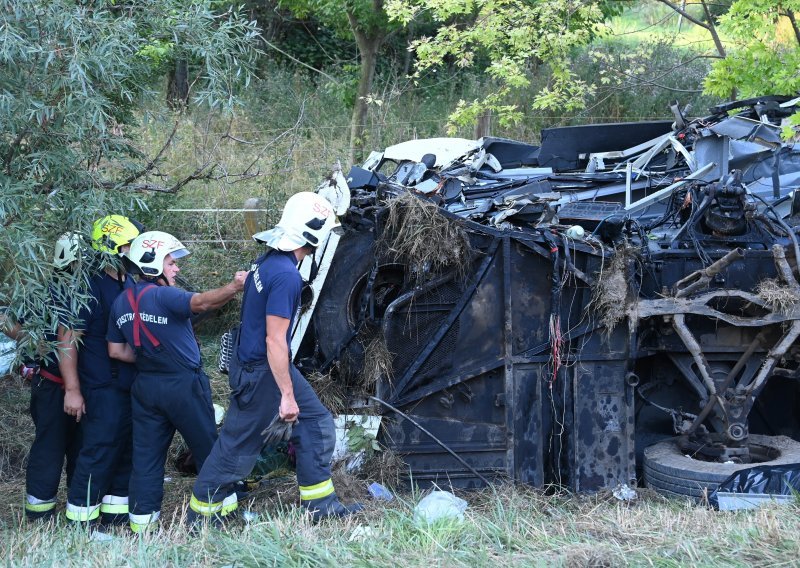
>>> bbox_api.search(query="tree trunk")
[167,59,189,109]
[348,34,381,167]
[787,10,800,46]
[700,1,726,59]
[346,4,387,167]
[474,109,491,139]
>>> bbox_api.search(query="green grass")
[2,481,800,567]
[3,369,800,567]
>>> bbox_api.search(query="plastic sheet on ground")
[413,491,468,525]
[709,463,800,510]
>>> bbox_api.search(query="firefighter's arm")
[58,325,86,422]
[108,341,136,363]
[266,315,298,422]
[189,271,248,313]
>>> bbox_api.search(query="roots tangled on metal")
[756,278,800,315]
[590,246,636,332]
[382,192,472,280]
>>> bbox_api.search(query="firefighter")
[59,215,142,525]
[107,230,247,533]
[19,233,84,520]
[190,192,362,524]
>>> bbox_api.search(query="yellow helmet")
[91,215,143,255]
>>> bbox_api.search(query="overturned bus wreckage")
[292,95,800,498]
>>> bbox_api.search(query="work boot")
[305,493,364,522]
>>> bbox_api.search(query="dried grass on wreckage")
[589,246,638,333]
[756,277,800,315]
[381,192,472,280]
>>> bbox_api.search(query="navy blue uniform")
[108,281,216,532]
[237,251,302,363]
[24,327,81,520]
[64,271,135,525]
[191,251,342,521]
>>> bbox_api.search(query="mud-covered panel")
[385,246,506,398]
[512,364,545,486]
[382,414,508,490]
[509,243,552,354]
[572,362,636,491]
[397,368,507,424]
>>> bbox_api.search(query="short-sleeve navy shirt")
[107,282,199,369]
[237,250,302,364]
[66,272,136,390]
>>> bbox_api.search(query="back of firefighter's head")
[252,192,339,251]
[127,231,190,286]
[53,232,83,272]
[91,215,144,256]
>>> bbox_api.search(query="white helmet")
[127,231,190,277]
[53,233,82,269]
[253,192,339,251]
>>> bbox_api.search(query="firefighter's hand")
[64,388,86,422]
[232,271,248,292]
[279,393,299,422]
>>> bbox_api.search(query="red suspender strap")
[38,368,65,386]
[126,286,161,349]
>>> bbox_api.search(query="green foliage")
[386,0,607,130]
[346,420,382,457]
[278,0,400,40]
[0,0,259,347]
[704,0,800,98]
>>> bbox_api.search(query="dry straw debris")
[590,246,636,331]
[756,278,800,314]
[381,192,472,280]
[358,333,394,388]
[306,368,348,416]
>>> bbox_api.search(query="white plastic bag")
[413,491,468,525]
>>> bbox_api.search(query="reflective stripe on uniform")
[100,494,129,515]
[65,502,101,522]
[189,493,238,517]
[299,479,335,501]
[130,511,160,533]
[25,495,56,513]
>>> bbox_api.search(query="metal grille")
[386,280,463,377]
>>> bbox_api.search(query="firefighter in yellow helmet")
[59,215,142,526]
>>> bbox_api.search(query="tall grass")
[2,484,800,566]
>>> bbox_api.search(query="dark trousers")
[25,378,81,518]
[129,369,216,519]
[192,360,335,511]
[66,385,132,522]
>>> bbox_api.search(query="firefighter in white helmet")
[107,231,247,533]
[10,233,84,520]
[190,191,362,524]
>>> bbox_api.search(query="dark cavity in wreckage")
[288,95,800,498]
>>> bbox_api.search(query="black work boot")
[305,493,364,522]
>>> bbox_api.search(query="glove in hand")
[261,413,294,447]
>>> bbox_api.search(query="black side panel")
[537,121,674,171]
